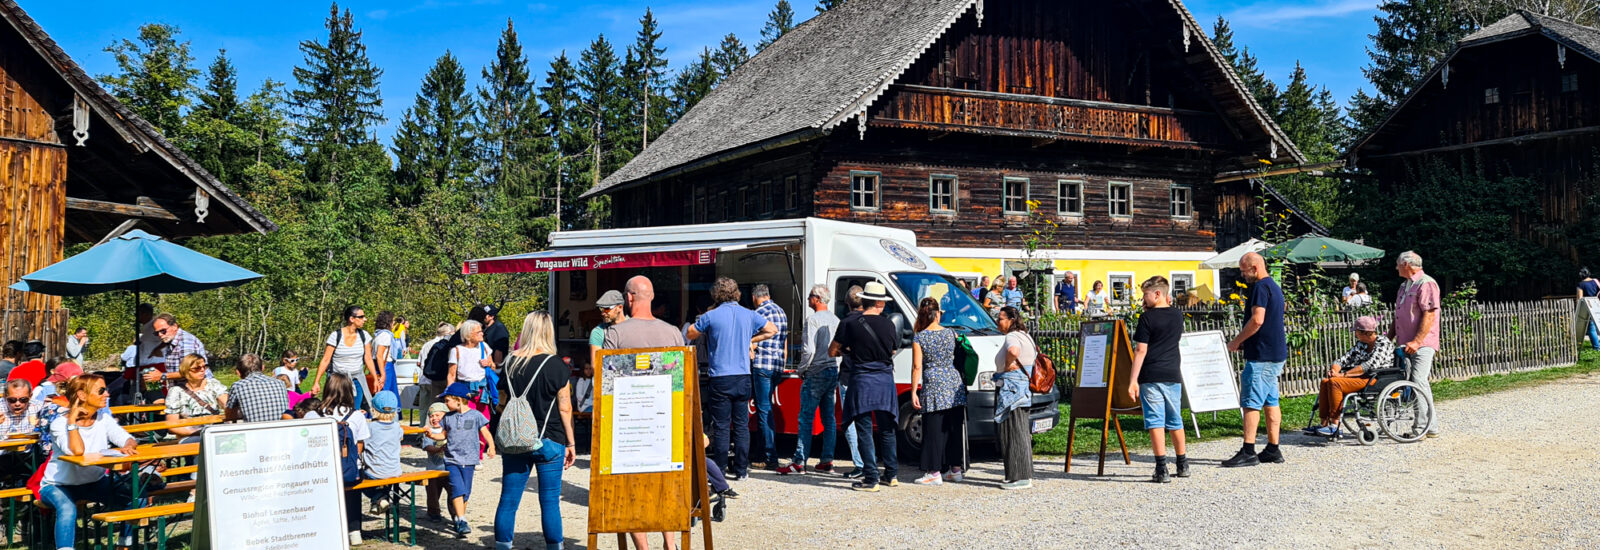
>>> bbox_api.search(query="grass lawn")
[1033,349,1600,457]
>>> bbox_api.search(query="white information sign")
[1079,334,1109,388]
[1178,331,1241,413]
[193,418,349,550]
[610,374,678,474]
[1577,297,1600,338]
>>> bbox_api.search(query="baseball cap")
[45,362,83,384]
[442,382,473,399]
[596,290,625,309]
[1352,316,1379,333]
[428,402,449,415]
[372,390,399,413]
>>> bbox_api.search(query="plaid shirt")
[1,407,35,436]
[753,300,788,371]
[1335,335,1396,374]
[161,328,207,367]
[228,373,290,423]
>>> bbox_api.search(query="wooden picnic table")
[59,442,201,507]
[108,404,165,416]
[0,437,36,452]
[121,415,222,436]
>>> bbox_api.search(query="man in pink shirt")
[1388,250,1441,437]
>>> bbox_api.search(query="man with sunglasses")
[138,314,210,396]
[0,379,35,485]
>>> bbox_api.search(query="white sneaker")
[375,497,391,513]
[913,472,943,485]
[943,467,964,482]
[349,531,363,546]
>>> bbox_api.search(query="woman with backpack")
[372,312,402,395]
[492,311,575,550]
[910,298,967,485]
[312,306,380,411]
[992,306,1036,490]
[310,373,371,546]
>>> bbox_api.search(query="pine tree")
[816,0,845,13]
[758,1,796,51]
[1267,62,1350,227]
[291,2,385,195]
[100,23,198,137]
[539,53,580,232]
[183,50,252,185]
[712,34,750,79]
[392,51,476,205]
[194,50,239,123]
[574,35,625,229]
[669,48,719,120]
[620,9,669,151]
[473,20,551,242]
[1210,16,1277,116]
[1351,0,1470,136]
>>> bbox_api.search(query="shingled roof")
[0,0,276,238]
[585,0,1303,199]
[1349,11,1600,157]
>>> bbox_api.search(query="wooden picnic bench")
[349,469,448,546]
[91,502,193,550]
[1,487,32,546]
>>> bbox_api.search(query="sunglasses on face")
[353,315,366,319]
[94,387,108,395]
[285,358,299,364]
[5,398,27,404]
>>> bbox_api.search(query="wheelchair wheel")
[1358,428,1378,446]
[1338,394,1362,437]
[1375,380,1429,443]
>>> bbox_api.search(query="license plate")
[1032,418,1055,433]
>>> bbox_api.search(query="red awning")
[464,244,720,274]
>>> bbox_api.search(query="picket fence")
[1031,299,1579,398]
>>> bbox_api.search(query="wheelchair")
[1311,366,1435,445]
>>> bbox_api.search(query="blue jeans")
[41,477,122,548]
[1239,360,1285,410]
[839,380,864,468]
[792,368,838,464]
[704,375,751,477]
[853,411,897,485]
[1588,321,1600,351]
[494,441,566,550]
[751,369,779,464]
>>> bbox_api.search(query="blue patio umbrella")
[9,229,261,402]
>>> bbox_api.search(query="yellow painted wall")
[933,256,1222,302]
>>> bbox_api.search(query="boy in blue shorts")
[432,382,495,538]
[1126,276,1188,483]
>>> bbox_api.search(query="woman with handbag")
[312,306,380,411]
[492,312,575,550]
[910,298,967,485]
[992,306,1036,490]
[162,354,228,441]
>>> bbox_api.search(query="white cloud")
[1228,0,1377,26]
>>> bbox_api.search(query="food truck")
[464,218,1060,451]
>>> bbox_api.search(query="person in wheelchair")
[1306,316,1395,437]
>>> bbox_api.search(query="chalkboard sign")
[1177,331,1241,414]
[1064,319,1138,476]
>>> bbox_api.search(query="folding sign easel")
[1064,319,1141,475]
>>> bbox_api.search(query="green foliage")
[758,1,796,51]
[620,9,670,152]
[1210,17,1278,116]
[1349,0,1472,138]
[99,23,198,137]
[668,48,719,119]
[816,0,845,13]
[291,3,385,196]
[392,51,477,205]
[475,20,554,245]
[1265,63,1351,228]
[712,34,750,79]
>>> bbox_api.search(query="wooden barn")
[1347,11,1600,298]
[584,0,1320,307]
[1,0,274,353]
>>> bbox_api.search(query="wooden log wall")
[609,147,819,228]
[1,49,69,353]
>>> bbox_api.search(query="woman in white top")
[312,373,370,545]
[1085,281,1112,317]
[449,319,495,420]
[312,306,379,410]
[40,374,138,548]
[371,311,401,395]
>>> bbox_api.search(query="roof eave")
[582,128,827,199]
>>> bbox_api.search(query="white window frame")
[1002,176,1030,215]
[1484,87,1500,105]
[850,171,881,211]
[1057,179,1084,216]
[1168,271,1196,303]
[784,175,798,211]
[1169,185,1193,219]
[1108,271,1136,307]
[929,174,958,213]
[1108,181,1133,218]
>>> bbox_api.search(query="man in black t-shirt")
[828,281,901,491]
[1127,276,1187,483]
[470,304,511,368]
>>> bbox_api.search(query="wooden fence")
[1032,299,1579,398]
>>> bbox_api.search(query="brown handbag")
[1023,333,1056,394]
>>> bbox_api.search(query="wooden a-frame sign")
[1064,319,1142,475]
[587,346,713,550]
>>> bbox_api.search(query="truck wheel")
[899,401,923,457]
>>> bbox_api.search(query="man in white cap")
[590,290,628,366]
[829,281,901,491]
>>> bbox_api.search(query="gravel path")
[369,373,1600,549]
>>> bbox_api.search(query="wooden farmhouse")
[1347,11,1600,298]
[583,0,1322,307]
[1,0,274,352]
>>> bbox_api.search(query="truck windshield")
[890,272,1001,335]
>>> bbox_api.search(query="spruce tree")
[183,50,252,185]
[669,48,719,120]
[620,9,669,151]
[474,20,551,242]
[539,53,580,232]
[1267,63,1350,227]
[100,23,198,137]
[575,35,625,229]
[392,51,476,205]
[1351,0,1470,136]
[816,0,845,13]
[712,34,750,79]
[291,2,385,195]
[1211,16,1277,116]
[758,1,796,51]
[194,50,239,123]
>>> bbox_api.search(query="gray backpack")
[495,355,556,455]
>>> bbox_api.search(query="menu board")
[597,350,686,475]
[193,418,349,550]
[1177,331,1241,413]
[1079,334,1109,388]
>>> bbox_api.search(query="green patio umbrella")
[1260,234,1385,264]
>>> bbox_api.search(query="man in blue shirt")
[686,277,778,480]
[1002,276,1027,312]
[1055,273,1078,314]
[1224,252,1287,467]
[750,284,788,471]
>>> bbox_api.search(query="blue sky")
[19,0,1382,142]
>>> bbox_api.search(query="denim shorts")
[1139,382,1184,431]
[446,463,475,501]
[1240,360,1285,409]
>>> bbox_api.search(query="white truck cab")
[465,217,1061,451]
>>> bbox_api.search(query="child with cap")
[423,401,449,521]
[1126,276,1188,483]
[433,382,495,538]
[362,390,405,513]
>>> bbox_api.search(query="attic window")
[1484,87,1500,105]
[850,171,880,211]
[1563,74,1579,93]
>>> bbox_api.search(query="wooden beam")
[65,196,180,221]
[1214,160,1346,183]
[1361,126,1600,160]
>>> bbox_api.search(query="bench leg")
[156,516,168,550]
[406,483,417,546]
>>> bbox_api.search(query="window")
[1484,87,1500,104]
[930,175,957,212]
[1563,73,1579,93]
[1169,272,1195,304]
[1003,177,1029,214]
[694,188,706,223]
[759,180,773,216]
[1108,182,1132,217]
[784,175,798,211]
[1170,185,1193,219]
[737,187,749,219]
[1109,273,1134,307]
[850,172,880,210]
[1057,180,1084,216]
